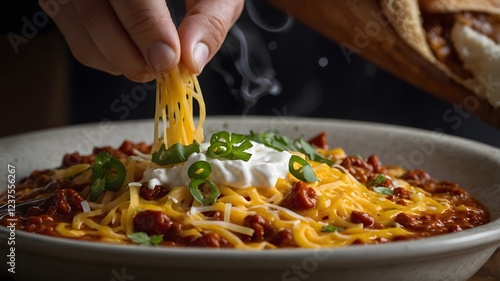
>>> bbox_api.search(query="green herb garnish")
[89,152,126,201]
[373,187,394,195]
[321,225,344,233]
[247,131,334,165]
[367,174,386,186]
[151,142,200,166]
[289,155,318,182]
[89,178,106,202]
[128,232,163,246]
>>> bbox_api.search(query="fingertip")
[136,73,156,83]
[106,69,123,77]
[148,41,179,73]
[122,67,156,83]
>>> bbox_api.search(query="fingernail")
[193,42,209,73]
[148,42,176,71]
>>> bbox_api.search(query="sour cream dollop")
[144,141,291,189]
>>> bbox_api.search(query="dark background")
[2,0,500,148]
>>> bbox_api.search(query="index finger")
[110,0,181,73]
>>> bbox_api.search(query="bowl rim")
[2,116,499,151]
[1,220,499,269]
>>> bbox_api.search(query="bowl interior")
[0,116,499,232]
[1,116,499,281]
[1,116,499,218]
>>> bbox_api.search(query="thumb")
[179,0,245,74]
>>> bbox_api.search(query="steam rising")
[211,1,294,114]
[245,1,294,32]
[232,25,282,113]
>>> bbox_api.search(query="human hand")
[40,0,245,82]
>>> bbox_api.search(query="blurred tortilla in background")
[267,0,500,128]
[381,0,500,108]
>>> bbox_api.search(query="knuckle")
[70,46,121,76]
[78,3,106,29]
[125,4,161,38]
[205,13,229,46]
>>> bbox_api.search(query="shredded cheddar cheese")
[10,63,480,250]
[51,145,453,249]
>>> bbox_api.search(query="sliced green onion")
[231,137,253,161]
[151,141,200,166]
[92,153,126,189]
[188,178,220,205]
[103,157,126,191]
[289,155,318,182]
[211,130,231,142]
[89,152,126,201]
[188,161,212,179]
[206,141,231,158]
[206,131,253,161]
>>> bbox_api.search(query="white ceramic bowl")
[1,116,499,281]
